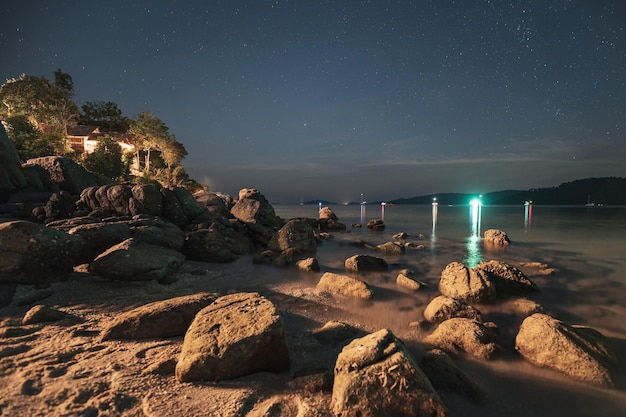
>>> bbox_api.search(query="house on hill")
[67,125,134,155]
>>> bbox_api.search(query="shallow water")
[270,203,626,416]
[275,204,626,331]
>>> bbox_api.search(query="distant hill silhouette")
[388,177,626,205]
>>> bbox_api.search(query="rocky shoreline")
[1,125,626,416]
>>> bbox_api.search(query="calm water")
[274,204,626,336]
[269,204,626,416]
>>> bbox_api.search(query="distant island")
[302,177,626,206]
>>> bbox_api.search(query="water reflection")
[524,200,533,231]
[465,198,483,267]
[431,198,438,250]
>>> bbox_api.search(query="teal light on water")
[466,197,483,267]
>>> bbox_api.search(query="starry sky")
[2,1,625,203]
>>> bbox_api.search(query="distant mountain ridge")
[388,177,626,206]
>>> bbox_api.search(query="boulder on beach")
[316,272,373,300]
[515,313,619,388]
[331,328,448,417]
[345,254,388,273]
[396,272,425,291]
[423,295,483,323]
[175,292,290,382]
[100,292,220,341]
[439,262,496,303]
[183,218,253,263]
[0,220,83,284]
[475,260,538,296]
[483,229,510,247]
[87,238,185,281]
[423,318,502,360]
[267,218,317,253]
[376,241,405,255]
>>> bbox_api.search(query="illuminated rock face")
[515,313,619,388]
[422,318,502,360]
[176,292,290,383]
[438,261,496,303]
[331,329,449,417]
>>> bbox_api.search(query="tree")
[127,112,170,174]
[82,135,124,179]
[3,115,57,160]
[79,100,129,132]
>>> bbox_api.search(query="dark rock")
[475,260,538,296]
[366,219,385,230]
[420,349,487,404]
[267,219,317,253]
[345,254,388,272]
[0,220,83,284]
[26,156,111,196]
[376,241,405,255]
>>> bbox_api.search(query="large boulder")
[175,292,290,382]
[26,156,109,196]
[474,260,538,296]
[316,272,373,300]
[183,218,253,263]
[483,229,510,247]
[423,318,502,360]
[267,218,317,253]
[331,329,448,417]
[515,313,619,387]
[423,295,483,323]
[100,292,220,341]
[439,262,496,303]
[0,220,82,284]
[87,238,185,281]
[230,188,281,227]
[345,254,388,272]
[0,123,28,200]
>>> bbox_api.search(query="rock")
[267,219,317,253]
[393,231,409,239]
[316,272,373,300]
[475,260,538,296]
[423,318,502,360]
[483,229,510,246]
[26,156,110,196]
[345,254,388,273]
[22,305,66,325]
[0,220,83,284]
[438,261,496,303]
[88,238,185,281]
[230,188,281,227]
[43,190,78,222]
[423,295,483,323]
[396,273,424,292]
[331,329,448,417]
[319,206,337,220]
[366,219,385,230]
[376,241,405,255]
[420,349,487,404]
[318,217,347,231]
[295,257,320,272]
[182,218,252,263]
[312,320,364,345]
[515,313,619,387]
[130,184,163,216]
[100,292,219,340]
[175,292,290,382]
[0,123,28,200]
[160,187,189,228]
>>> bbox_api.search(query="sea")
[270,203,626,416]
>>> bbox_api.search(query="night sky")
[2,1,625,203]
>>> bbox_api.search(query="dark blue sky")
[2,0,625,203]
